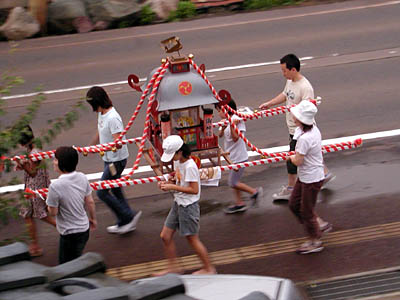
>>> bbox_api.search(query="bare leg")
[233,188,244,206]
[231,182,257,206]
[288,173,297,188]
[234,182,257,195]
[153,226,182,276]
[187,235,216,275]
[25,217,42,256]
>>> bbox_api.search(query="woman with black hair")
[86,86,142,234]
[16,125,55,257]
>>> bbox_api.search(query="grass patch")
[168,0,197,21]
[244,0,304,10]
[139,5,156,25]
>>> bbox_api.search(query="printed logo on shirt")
[286,90,295,101]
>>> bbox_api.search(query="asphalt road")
[1,0,400,290]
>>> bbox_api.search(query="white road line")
[1,128,399,194]
[2,57,315,100]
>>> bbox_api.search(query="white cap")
[161,135,184,162]
[290,100,317,126]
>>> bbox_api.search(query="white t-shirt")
[224,115,248,163]
[173,158,201,207]
[295,126,324,183]
[98,107,129,162]
[46,171,92,235]
[283,76,314,135]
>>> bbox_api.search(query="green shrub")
[1,62,85,244]
[168,1,197,21]
[118,20,132,28]
[140,5,156,25]
[244,0,301,10]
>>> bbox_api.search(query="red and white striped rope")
[189,58,290,158]
[26,139,362,198]
[5,77,306,163]
[115,65,165,142]
[189,59,327,159]
[74,137,142,155]
[11,150,56,162]
[123,61,170,180]
[7,103,293,162]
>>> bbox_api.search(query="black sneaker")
[250,187,263,207]
[224,205,247,214]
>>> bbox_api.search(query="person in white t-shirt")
[259,54,335,201]
[86,86,142,235]
[287,101,331,254]
[216,99,263,214]
[155,135,216,276]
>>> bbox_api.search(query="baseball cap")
[161,135,184,162]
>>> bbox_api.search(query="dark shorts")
[287,135,297,175]
[165,201,200,236]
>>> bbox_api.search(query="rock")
[48,0,88,33]
[93,20,110,31]
[84,0,141,24]
[144,0,179,21]
[72,16,94,33]
[0,7,40,40]
[28,0,49,32]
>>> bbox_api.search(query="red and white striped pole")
[26,138,362,198]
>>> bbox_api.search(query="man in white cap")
[154,135,216,275]
[287,101,331,254]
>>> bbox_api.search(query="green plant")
[168,0,197,21]
[139,5,156,25]
[0,69,85,245]
[244,0,302,10]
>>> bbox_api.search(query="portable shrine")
[128,37,231,175]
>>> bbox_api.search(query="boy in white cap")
[287,101,331,254]
[155,135,216,275]
[216,99,263,214]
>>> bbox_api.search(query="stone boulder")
[0,7,40,40]
[48,0,93,33]
[145,0,179,20]
[84,0,141,24]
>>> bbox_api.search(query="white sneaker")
[272,185,293,200]
[107,225,119,234]
[320,222,333,234]
[296,240,324,255]
[116,210,142,234]
[107,210,143,234]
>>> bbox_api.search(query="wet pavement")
[1,0,400,294]
[2,135,399,285]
